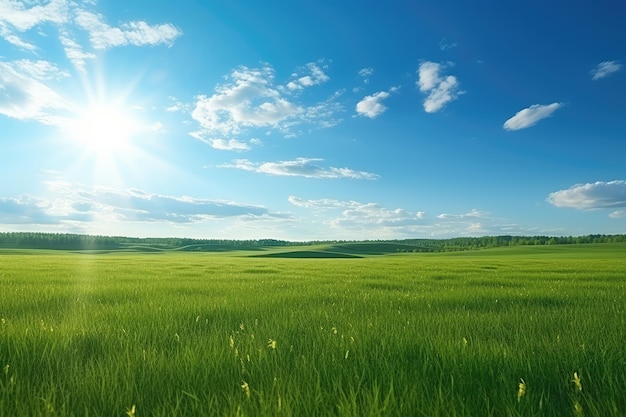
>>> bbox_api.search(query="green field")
[1,244,625,416]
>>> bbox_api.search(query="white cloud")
[417,61,442,92]
[591,61,622,80]
[0,28,36,49]
[192,65,302,135]
[439,38,457,51]
[0,0,69,32]
[0,60,68,123]
[74,10,181,50]
[503,102,561,131]
[417,61,462,113]
[0,195,72,224]
[339,204,417,225]
[423,76,460,113]
[289,196,426,230]
[287,196,469,239]
[356,90,391,118]
[289,196,543,239]
[437,209,487,220]
[209,138,251,151]
[358,67,374,83]
[609,210,626,219]
[192,137,251,151]
[288,196,358,209]
[286,62,330,90]
[220,158,379,180]
[547,180,626,210]
[0,0,69,50]
[11,59,70,80]
[191,63,342,143]
[165,97,191,113]
[0,1,181,71]
[33,180,282,224]
[59,32,96,72]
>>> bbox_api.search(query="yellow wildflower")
[572,372,582,392]
[241,381,251,399]
[517,378,526,402]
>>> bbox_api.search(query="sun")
[67,102,140,155]
[58,95,151,186]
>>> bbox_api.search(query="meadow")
[0,243,625,416]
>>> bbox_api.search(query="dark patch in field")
[466,280,523,288]
[326,242,430,255]
[252,250,362,259]
[241,268,281,274]
[430,275,456,281]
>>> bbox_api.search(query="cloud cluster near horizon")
[0,180,284,227]
[548,181,626,218]
[288,196,525,238]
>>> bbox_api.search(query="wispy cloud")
[437,209,488,220]
[219,158,379,180]
[609,210,626,219]
[288,196,508,238]
[10,59,70,80]
[288,196,426,234]
[0,194,90,225]
[190,63,341,144]
[417,61,462,113]
[547,180,626,211]
[355,87,398,118]
[39,180,281,223]
[503,102,561,131]
[0,0,69,36]
[286,62,330,90]
[439,38,457,51]
[288,196,358,210]
[591,61,622,80]
[0,0,181,72]
[190,135,252,151]
[0,60,68,124]
[58,31,96,72]
[74,10,181,50]
[0,0,183,129]
[358,67,374,84]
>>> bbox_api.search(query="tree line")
[0,232,624,252]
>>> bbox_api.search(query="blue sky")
[1,0,625,240]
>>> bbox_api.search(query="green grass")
[0,244,625,416]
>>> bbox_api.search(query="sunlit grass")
[0,245,625,416]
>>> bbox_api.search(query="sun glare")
[68,102,139,154]
[58,94,153,187]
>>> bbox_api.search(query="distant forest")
[0,232,624,252]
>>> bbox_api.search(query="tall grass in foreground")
[0,245,625,416]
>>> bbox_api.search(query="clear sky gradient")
[1,0,625,240]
